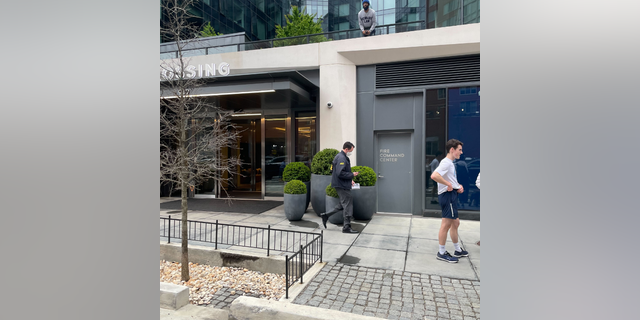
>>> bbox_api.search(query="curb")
[230,296,387,320]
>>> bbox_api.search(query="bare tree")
[160,0,242,281]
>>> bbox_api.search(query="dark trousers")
[325,188,353,229]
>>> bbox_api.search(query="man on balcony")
[359,0,377,37]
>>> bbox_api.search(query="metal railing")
[160,216,323,297]
[285,239,322,299]
[160,20,426,59]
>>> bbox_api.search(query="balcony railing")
[160,20,427,59]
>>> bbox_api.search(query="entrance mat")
[160,199,283,214]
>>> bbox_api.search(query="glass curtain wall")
[425,86,480,211]
[161,0,479,43]
[160,0,290,42]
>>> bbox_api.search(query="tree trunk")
[180,123,190,282]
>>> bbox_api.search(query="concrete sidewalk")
[160,197,480,319]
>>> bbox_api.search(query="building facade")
[160,14,480,219]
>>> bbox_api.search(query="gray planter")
[325,195,344,224]
[284,181,311,212]
[311,174,332,216]
[284,193,307,221]
[352,185,376,220]
[304,181,310,212]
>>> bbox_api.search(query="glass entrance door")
[264,115,287,197]
[221,117,261,198]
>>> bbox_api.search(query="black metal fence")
[160,20,426,59]
[160,216,323,298]
[285,239,322,299]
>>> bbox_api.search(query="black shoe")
[342,227,358,234]
[321,213,328,229]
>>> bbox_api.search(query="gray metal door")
[376,132,412,213]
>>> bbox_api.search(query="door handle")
[378,175,384,178]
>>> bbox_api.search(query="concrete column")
[319,63,357,165]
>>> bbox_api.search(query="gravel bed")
[160,260,286,306]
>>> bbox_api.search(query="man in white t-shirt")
[430,139,469,263]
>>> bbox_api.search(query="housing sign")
[161,62,230,80]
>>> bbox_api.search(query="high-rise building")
[161,0,480,42]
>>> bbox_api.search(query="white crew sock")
[439,245,446,255]
[454,242,462,252]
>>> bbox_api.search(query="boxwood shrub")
[325,185,339,198]
[284,180,307,194]
[351,166,377,186]
[311,148,339,175]
[283,162,311,182]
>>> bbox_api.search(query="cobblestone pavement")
[292,263,481,320]
[205,287,262,310]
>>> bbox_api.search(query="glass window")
[448,86,480,211]
[255,0,265,13]
[233,2,244,27]
[383,0,396,10]
[424,89,448,211]
[463,0,480,24]
[430,0,460,28]
[257,18,266,39]
[339,4,349,17]
[338,21,350,31]
[428,11,435,23]
[383,13,395,25]
[425,86,480,212]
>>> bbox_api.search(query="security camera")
[327,101,333,108]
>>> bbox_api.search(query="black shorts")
[438,190,459,219]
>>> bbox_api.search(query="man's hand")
[354,172,359,176]
[352,180,355,186]
[447,184,453,192]
[362,30,366,35]
[457,186,464,193]
[365,30,370,35]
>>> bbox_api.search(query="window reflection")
[425,86,480,211]
[295,112,317,169]
[448,86,480,210]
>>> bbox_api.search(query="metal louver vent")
[375,55,480,89]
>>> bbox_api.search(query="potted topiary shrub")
[310,148,339,216]
[325,185,344,224]
[351,166,377,220]
[284,180,307,221]
[283,162,311,212]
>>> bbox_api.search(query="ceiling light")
[161,89,275,99]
